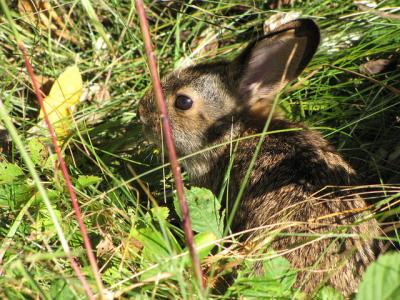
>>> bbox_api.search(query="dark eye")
[174,95,193,110]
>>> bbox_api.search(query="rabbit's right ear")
[231,19,320,110]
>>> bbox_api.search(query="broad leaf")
[77,175,102,188]
[356,252,400,300]
[50,279,76,300]
[28,138,48,166]
[0,162,24,183]
[316,286,344,300]
[225,252,298,299]
[181,231,217,265]
[174,187,224,238]
[39,65,83,137]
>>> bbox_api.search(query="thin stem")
[134,0,204,290]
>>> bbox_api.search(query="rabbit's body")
[186,117,380,295]
[139,19,382,296]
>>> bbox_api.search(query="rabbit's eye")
[174,95,193,110]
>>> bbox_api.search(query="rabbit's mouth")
[141,123,160,147]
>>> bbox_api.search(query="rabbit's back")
[195,118,381,295]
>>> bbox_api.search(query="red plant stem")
[18,43,104,300]
[134,0,204,288]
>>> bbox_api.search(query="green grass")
[0,0,400,299]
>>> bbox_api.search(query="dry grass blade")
[325,64,400,96]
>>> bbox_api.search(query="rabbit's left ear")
[232,19,320,105]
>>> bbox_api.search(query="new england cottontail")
[138,19,382,296]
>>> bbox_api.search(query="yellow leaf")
[39,65,83,137]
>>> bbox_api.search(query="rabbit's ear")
[232,19,319,106]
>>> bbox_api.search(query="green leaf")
[225,252,298,298]
[194,231,217,260]
[0,183,33,209]
[33,189,60,205]
[181,232,217,264]
[316,286,344,300]
[132,207,180,263]
[174,187,224,238]
[50,279,76,300]
[31,190,64,240]
[43,153,57,170]
[0,162,23,183]
[131,227,170,262]
[263,253,297,291]
[33,204,63,240]
[28,138,47,166]
[77,175,102,188]
[130,206,184,281]
[144,206,169,225]
[131,226,177,281]
[356,252,400,300]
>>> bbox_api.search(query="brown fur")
[138,19,382,296]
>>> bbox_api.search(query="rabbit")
[138,19,382,296]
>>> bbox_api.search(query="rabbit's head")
[139,19,320,176]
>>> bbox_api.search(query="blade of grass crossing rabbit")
[225,44,300,236]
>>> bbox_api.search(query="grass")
[0,0,399,299]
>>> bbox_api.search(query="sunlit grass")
[0,0,399,298]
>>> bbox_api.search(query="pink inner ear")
[239,36,307,103]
